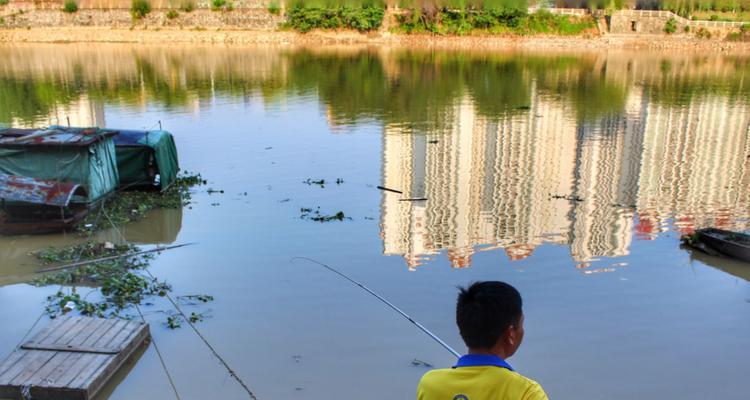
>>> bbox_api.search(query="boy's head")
[456,281,524,357]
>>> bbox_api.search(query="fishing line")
[99,206,260,399]
[143,268,260,400]
[136,304,182,400]
[290,256,461,358]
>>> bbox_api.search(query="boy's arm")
[522,382,549,400]
[416,376,426,400]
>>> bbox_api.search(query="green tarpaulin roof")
[110,129,179,191]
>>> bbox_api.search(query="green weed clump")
[269,1,281,15]
[33,242,164,317]
[180,0,195,12]
[33,240,214,327]
[211,0,232,11]
[131,0,151,19]
[78,172,205,233]
[0,0,8,6]
[695,26,712,37]
[63,0,78,13]
[664,16,677,33]
[727,23,750,40]
[285,1,385,32]
[166,9,179,19]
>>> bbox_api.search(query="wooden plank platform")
[0,316,150,400]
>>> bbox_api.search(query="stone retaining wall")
[0,5,746,37]
[610,10,746,36]
[0,9,282,29]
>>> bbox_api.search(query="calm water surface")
[0,44,749,399]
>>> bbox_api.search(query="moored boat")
[109,129,179,191]
[689,228,750,263]
[0,126,120,203]
[0,127,120,234]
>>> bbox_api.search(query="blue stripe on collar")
[452,354,514,371]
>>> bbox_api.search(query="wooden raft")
[0,316,150,400]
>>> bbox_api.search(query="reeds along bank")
[286,0,750,11]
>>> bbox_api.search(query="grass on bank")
[284,0,595,35]
[690,10,750,21]
[396,8,596,35]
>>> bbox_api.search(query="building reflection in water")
[10,95,106,129]
[380,89,750,270]
[2,45,749,270]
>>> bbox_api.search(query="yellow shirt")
[417,355,548,400]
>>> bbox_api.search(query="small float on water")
[682,228,750,263]
[0,126,179,235]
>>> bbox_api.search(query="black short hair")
[456,281,523,349]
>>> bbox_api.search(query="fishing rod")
[36,243,197,273]
[291,256,461,358]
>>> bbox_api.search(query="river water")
[0,44,749,399]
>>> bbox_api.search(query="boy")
[417,281,548,400]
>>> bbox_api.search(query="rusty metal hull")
[0,173,87,207]
[0,209,89,235]
[0,174,95,235]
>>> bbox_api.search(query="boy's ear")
[506,326,517,346]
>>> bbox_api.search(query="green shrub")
[709,14,719,20]
[211,0,233,11]
[268,1,281,15]
[0,0,8,6]
[166,9,179,19]
[285,4,385,32]
[664,17,677,33]
[727,31,742,40]
[396,7,594,36]
[728,24,750,41]
[683,24,690,32]
[131,0,151,18]
[695,27,712,38]
[519,10,595,35]
[63,0,78,13]
[180,0,195,12]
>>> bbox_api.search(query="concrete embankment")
[0,7,748,52]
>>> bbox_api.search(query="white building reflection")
[11,95,105,128]
[381,89,750,269]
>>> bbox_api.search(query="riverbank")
[1,27,749,52]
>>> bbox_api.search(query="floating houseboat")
[0,127,120,234]
[0,126,180,234]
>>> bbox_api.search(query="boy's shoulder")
[418,367,547,400]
